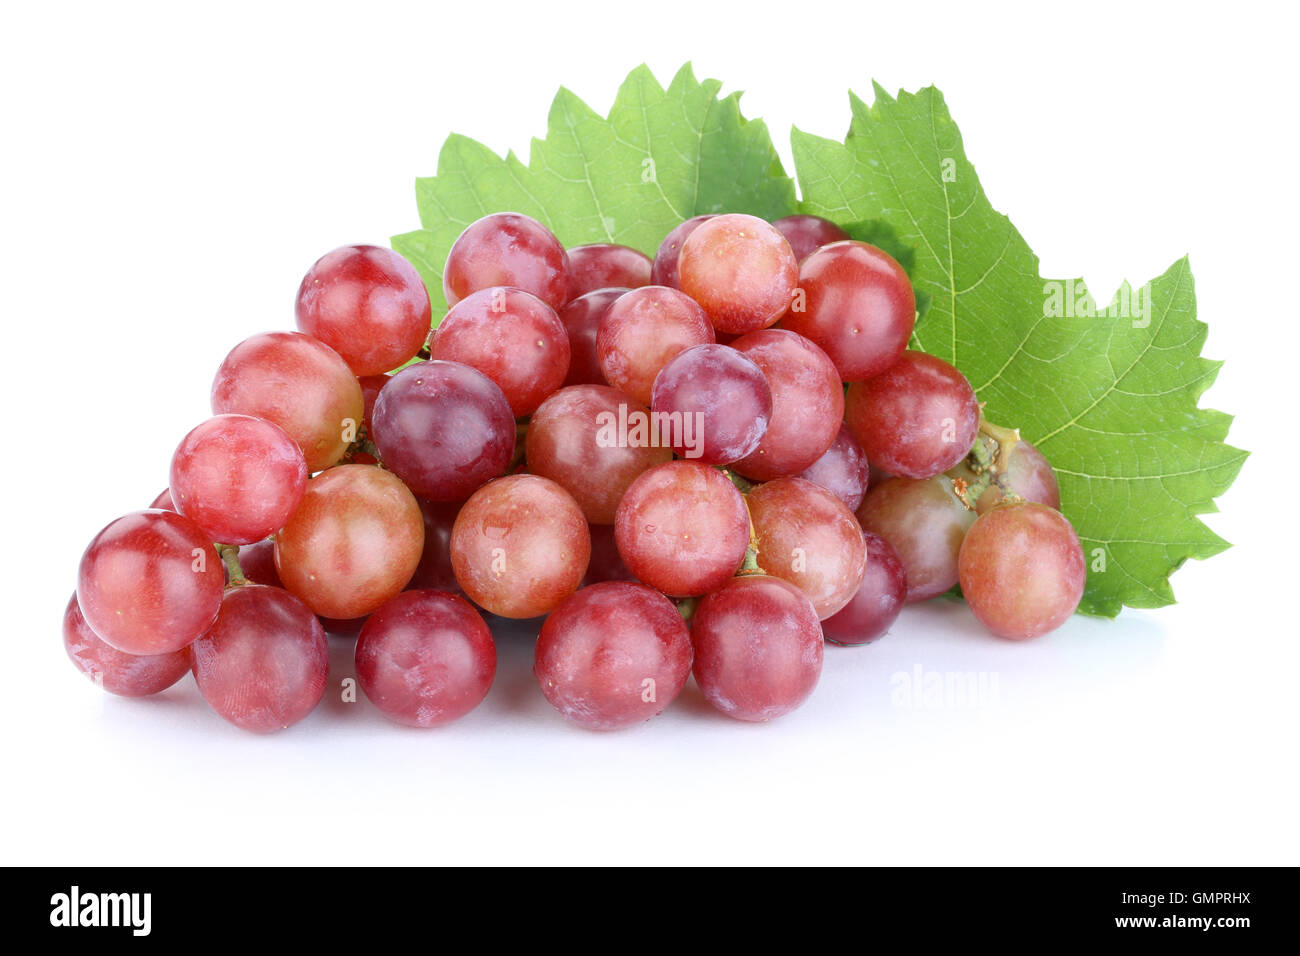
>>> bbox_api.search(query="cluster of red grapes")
[65,209,1086,732]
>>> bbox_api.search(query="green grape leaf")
[393,63,798,319]
[792,84,1247,615]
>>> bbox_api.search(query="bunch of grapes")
[65,210,1085,732]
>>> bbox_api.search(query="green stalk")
[217,543,246,588]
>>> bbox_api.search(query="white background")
[1,1,1295,865]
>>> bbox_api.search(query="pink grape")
[596,285,715,405]
[534,582,693,731]
[846,351,980,478]
[747,478,868,619]
[191,584,329,733]
[691,575,823,722]
[650,214,714,288]
[355,590,496,727]
[821,531,906,645]
[731,329,844,480]
[649,344,772,465]
[295,245,431,376]
[62,593,191,697]
[525,385,672,524]
[237,538,282,588]
[678,214,799,334]
[557,287,627,387]
[614,461,749,597]
[77,510,224,656]
[358,374,388,423]
[771,214,850,261]
[150,488,177,512]
[274,464,424,619]
[958,502,1085,639]
[211,331,365,472]
[370,360,515,502]
[443,212,570,309]
[450,475,590,619]
[785,241,915,381]
[432,287,570,415]
[566,243,652,298]
[170,414,307,545]
[797,423,871,512]
[856,476,976,602]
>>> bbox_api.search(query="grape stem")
[950,412,1025,509]
[979,415,1021,460]
[720,468,754,493]
[217,544,247,588]
[735,510,765,577]
[675,597,698,622]
[948,472,984,510]
[966,435,999,473]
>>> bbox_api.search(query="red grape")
[650,214,714,289]
[355,590,496,727]
[691,575,823,722]
[525,385,672,524]
[958,502,1085,639]
[211,331,366,473]
[77,509,224,656]
[149,488,177,512]
[295,245,431,376]
[442,212,569,310]
[797,423,871,512]
[856,476,976,602]
[584,523,636,584]
[731,329,844,480]
[191,584,329,733]
[747,478,867,619]
[845,351,979,478]
[432,287,570,415]
[649,344,771,465]
[62,593,191,697]
[614,461,749,597]
[771,214,850,262]
[408,498,462,594]
[821,531,906,645]
[370,360,515,502]
[358,374,388,429]
[785,241,915,382]
[534,582,693,731]
[274,464,424,619]
[678,214,799,334]
[566,243,652,298]
[557,287,627,387]
[450,475,590,619]
[170,414,307,545]
[237,538,282,588]
[596,285,714,405]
